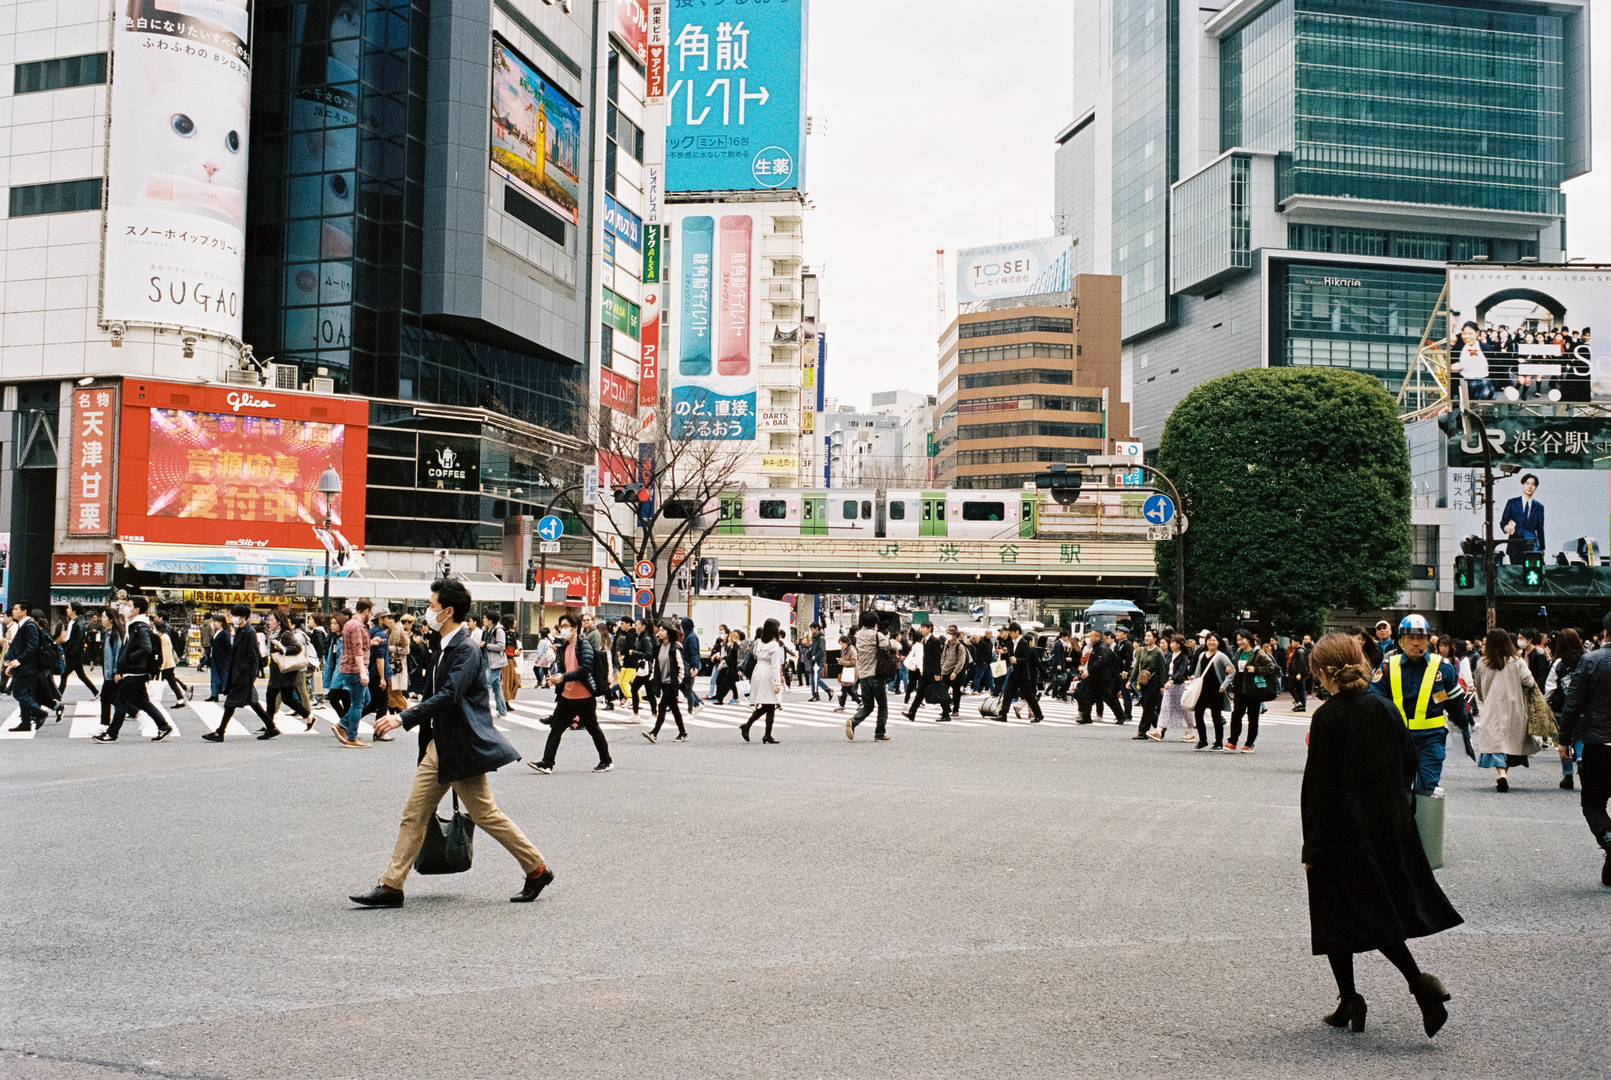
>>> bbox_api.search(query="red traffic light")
[637,488,651,502]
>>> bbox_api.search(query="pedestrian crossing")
[1,688,1314,744]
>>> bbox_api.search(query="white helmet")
[1398,614,1430,636]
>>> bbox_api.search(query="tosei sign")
[956,236,1074,304]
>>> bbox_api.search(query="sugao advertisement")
[1448,265,1606,402]
[491,37,582,224]
[666,0,807,192]
[956,236,1074,304]
[104,0,254,338]
[671,208,757,440]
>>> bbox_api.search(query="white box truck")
[664,593,794,646]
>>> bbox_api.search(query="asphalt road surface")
[2,679,1606,1079]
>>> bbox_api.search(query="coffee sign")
[417,435,481,491]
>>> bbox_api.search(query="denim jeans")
[808,663,834,700]
[485,664,509,715]
[333,672,369,741]
[850,675,889,736]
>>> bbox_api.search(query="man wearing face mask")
[529,613,612,774]
[351,578,552,907]
[203,604,278,741]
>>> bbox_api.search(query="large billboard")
[956,236,1074,304]
[104,0,254,339]
[116,382,368,549]
[670,208,757,440]
[1448,265,1606,402]
[666,1,807,193]
[491,37,582,224]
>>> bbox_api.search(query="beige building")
[933,275,1126,489]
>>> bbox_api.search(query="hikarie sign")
[115,380,368,549]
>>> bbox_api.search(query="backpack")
[39,634,65,676]
[875,635,899,680]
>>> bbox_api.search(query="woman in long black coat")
[1302,633,1462,1037]
[204,605,278,742]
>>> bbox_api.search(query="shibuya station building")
[0,0,657,619]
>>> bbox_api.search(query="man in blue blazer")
[1500,473,1546,564]
[351,578,553,907]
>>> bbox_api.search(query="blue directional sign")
[1142,494,1175,525]
[536,515,564,542]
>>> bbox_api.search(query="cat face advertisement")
[490,37,582,225]
[669,206,758,441]
[104,0,254,340]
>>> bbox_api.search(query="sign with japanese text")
[760,454,797,473]
[956,236,1074,304]
[602,287,641,339]
[147,409,344,525]
[1445,417,1611,469]
[646,1,667,100]
[600,367,639,415]
[603,194,643,251]
[103,0,254,337]
[116,380,368,549]
[666,0,807,192]
[696,536,1156,577]
[51,554,110,586]
[758,409,794,430]
[613,0,647,62]
[670,205,757,440]
[69,385,119,537]
[640,285,661,410]
[643,224,661,283]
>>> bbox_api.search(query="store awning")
[117,542,366,578]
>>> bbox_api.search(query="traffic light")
[1521,550,1545,587]
[613,484,641,504]
[525,560,537,591]
[1453,555,1475,590]
[1035,463,1084,506]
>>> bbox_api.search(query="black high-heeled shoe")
[739,723,751,742]
[1322,993,1367,1032]
[1411,973,1450,1037]
[762,735,779,744]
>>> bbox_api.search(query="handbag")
[272,650,309,675]
[923,680,949,704]
[413,791,474,875]
[1136,668,1152,687]
[635,660,652,678]
[1179,675,1204,711]
[1524,681,1559,740]
[904,649,923,672]
[736,677,752,696]
[990,659,1007,679]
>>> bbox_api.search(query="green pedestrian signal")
[1521,551,1545,588]
[1453,556,1474,590]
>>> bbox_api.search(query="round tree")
[1154,368,1411,633]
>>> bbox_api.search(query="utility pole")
[1067,457,1188,632]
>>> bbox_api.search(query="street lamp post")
[317,467,342,614]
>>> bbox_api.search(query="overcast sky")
[804,1,1611,412]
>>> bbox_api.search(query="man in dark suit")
[1112,626,1136,722]
[997,622,1044,722]
[905,623,950,722]
[1500,473,1545,564]
[4,602,49,731]
[1075,629,1127,725]
[352,578,552,908]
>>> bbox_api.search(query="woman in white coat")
[1471,627,1539,793]
[741,618,796,744]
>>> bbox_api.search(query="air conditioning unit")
[270,363,300,390]
[223,367,262,387]
[544,583,568,603]
[306,376,335,395]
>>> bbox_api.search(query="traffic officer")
[1371,614,1462,792]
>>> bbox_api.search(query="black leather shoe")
[1323,993,1367,1032]
[512,867,554,903]
[8,721,33,733]
[350,885,404,908]
[152,727,174,742]
[1411,974,1450,1037]
[202,731,224,742]
[257,727,281,740]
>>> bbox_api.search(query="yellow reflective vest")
[1387,652,1446,731]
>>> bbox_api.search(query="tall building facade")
[868,389,937,485]
[933,275,1125,490]
[0,0,649,614]
[1058,0,1592,443]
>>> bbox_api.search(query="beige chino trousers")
[381,740,544,890]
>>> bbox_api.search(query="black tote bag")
[414,791,475,875]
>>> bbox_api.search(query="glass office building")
[1057,0,1589,441]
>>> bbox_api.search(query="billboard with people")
[1448,265,1606,403]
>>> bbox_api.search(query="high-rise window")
[1111,0,1177,338]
